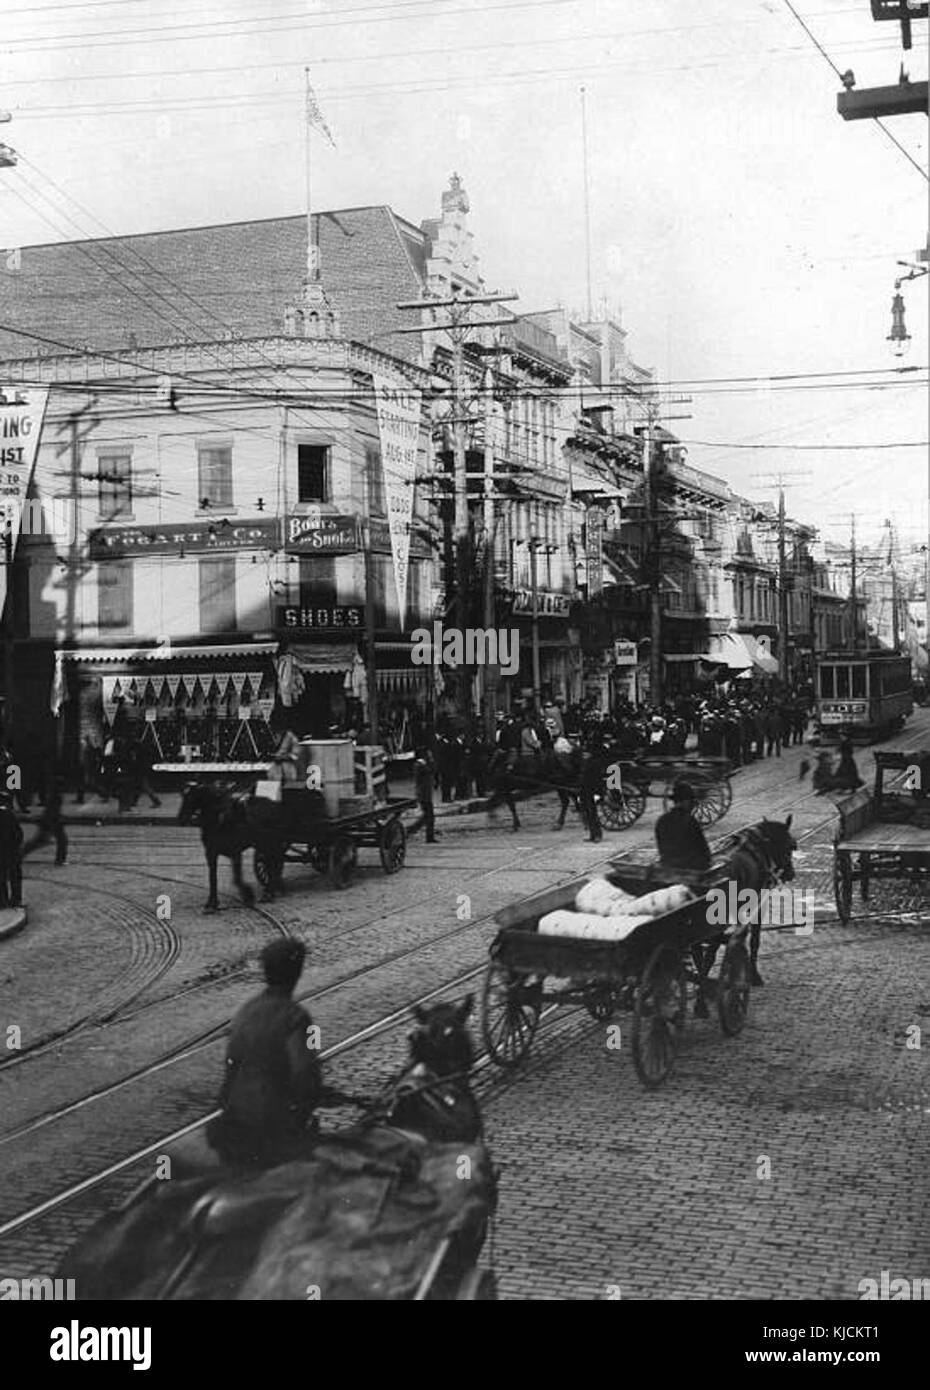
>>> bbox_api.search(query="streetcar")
[814,651,913,743]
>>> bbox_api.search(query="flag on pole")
[305,72,336,147]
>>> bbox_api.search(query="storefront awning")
[288,642,357,675]
[713,632,778,674]
[61,642,279,663]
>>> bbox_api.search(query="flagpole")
[304,67,314,282]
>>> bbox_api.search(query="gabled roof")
[0,206,430,364]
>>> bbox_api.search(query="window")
[197,445,233,510]
[836,666,850,698]
[299,556,337,609]
[199,557,236,633]
[98,452,132,520]
[98,561,133,633]
[852,666,867,698]
[298,444,329,503]
[366,447,385,517]
[820,665,835,698]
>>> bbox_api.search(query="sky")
[0,0,927,556]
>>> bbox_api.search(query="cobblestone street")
[1,719,928,1299]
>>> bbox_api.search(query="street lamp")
[887,288,911,356]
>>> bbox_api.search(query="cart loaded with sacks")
[481,862,753,1088]
[598,755,733,832]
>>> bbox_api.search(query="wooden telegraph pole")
[395,291,518,720]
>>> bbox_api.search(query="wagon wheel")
[599,778,647,831]
[585,982,621,1021]
[253,846,284,892]
[328,836,357,890]
[692,774,731,827]
[833,849,852,924]
[631,943,687,1089]
[378,817,407,874]
[717,937,751,1037]
[308,844,329,874]
[481,958,542,1068]
[859,853,870,901]
[253,848,273,889]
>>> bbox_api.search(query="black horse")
[178,782,287,912]
[380,995,481,1144]
[709,815,798,986]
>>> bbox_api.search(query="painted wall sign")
[88,518,279,559]
[278,605,364,631]
[284,512,359,554]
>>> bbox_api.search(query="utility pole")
[849,513,858,653]
[777,486,788,685]
[642,414,662,708]
[529,537,541,708]
[580,85,593,323]
[752,471,812,686]
[395,289,518,719]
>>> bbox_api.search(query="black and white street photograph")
[0,0,928,1346]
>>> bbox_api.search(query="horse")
[178,781,288,912]
[59,996,488,1301]
[709,815,798,986]
[379,995,481,1144]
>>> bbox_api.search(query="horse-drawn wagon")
[832,749,930,924]
[59,998,497,1301]
[178,782,417,908]
[481,816,796,1087]
[599,755,733,832]
[252,786,417,892]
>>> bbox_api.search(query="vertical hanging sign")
[0,386,49,612]
[585,506,604,597]
[372,375,422,632]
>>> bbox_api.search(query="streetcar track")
[3,728,924,1254]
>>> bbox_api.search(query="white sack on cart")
[538,910,651,941]
[624,884,693,917]
[574,877,636,916]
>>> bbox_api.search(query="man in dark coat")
[654,780,711,878]
[0,790,23,909]
[412,746,438,844]
[207,940,341,1169]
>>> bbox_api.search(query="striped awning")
[288,642,356,675]
[61,642,278,663]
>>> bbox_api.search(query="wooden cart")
[832,749,930,924]
[253,789,417,892]
[481,863,750,1088]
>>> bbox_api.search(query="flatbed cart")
[253,788,417,891]
[481,861,751,1088]
[832,749,930,924]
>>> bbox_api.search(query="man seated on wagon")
[653,780,711,883]
[207,939,344,1169]
[654,780,715,1017]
